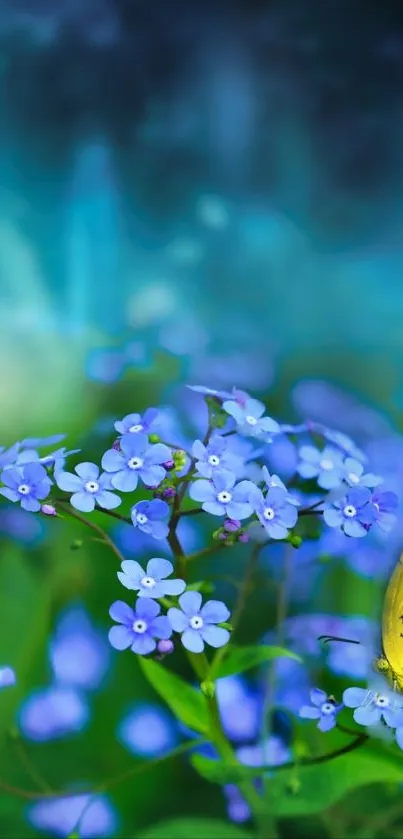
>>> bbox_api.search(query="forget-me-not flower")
[189,473,256,520]
[250,486,298,540]
[117,557,186,598]
[371,489,399,533]
[324,487,376,537]
[343,457,383,489]
[343,686,403,728]
[0,463,52,512]
[109,599,172,655]
[114,408,160,437]
[0,666,16,689]
[299,688,342,731]
[297,445,345,490]
[168,591,230,653]
[102,434,171,491]
[192,437,242,480]
[56,462,121,512]
[223,397,280,440]
[131,499,170,540]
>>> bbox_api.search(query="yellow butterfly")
[320,552,403,693]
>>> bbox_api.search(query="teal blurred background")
[2,1,403,836]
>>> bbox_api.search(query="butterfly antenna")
[318,634,361,646]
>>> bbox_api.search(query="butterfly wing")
[382,552,403,680]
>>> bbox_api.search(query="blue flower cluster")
[298,680,403,753]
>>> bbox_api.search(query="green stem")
[55,501,126,564]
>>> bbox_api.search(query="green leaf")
[214,644,301,679]
[0,549,51,743]
[136,817,255,839]
[192,748,403,817]
[138,658,209,734]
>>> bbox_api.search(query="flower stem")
[55,501,126,564]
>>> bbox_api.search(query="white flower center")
[133,619,148,634]
[374,694,389,708]
[321,702,335,715]
[343,504,357,518]
[208,455,220,466]
[348,472,360,484]
[17,483,31,495]
[245,415,258,426]
[320,458,333,471]
[128,456,144,470]
[190,615,204,630]
[85,480,99,493]
[263,507,275,521]
[217,490,232,504]
[129,424,143,433]
[137,513,148,525]
[373,502,380,512]
[141,576,156,589]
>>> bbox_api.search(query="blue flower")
[309,423,366,464]
[16,446,80,475]
[189,473,256,520]
[168,591,230,653]
[343,686,403,728]
[249,486,298,540]
[20,434,66,448]
[297,445,345,489]
[109,599,172,655]
[56,462,121,513]
[117,703,178,757]
[299,688,342,732]
[114,408,160,436]
[0,443,20,469]
[0,666,16,689]
[187,385,247,401]
[130,499,170,540]
[223,397,280,440]
[192,437,242,480]
[217,676,261,742]
[101,434,171,491]
[49,606,110,692]
[19,685,90,741]
[261,466,299,504]
[117,557,186,598]
[0,463,52,511]
[27,794,117,838]
[343,457,383,489]
[323,487,376,537]
[371,489,399,533]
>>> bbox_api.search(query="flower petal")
[179,591,202,616]
[181,629,204,653]
[353,705,380,727]
[318,715,336,732]
[298,706,321,720]
[109,600,134,624]
[70,492,95,513]
[167,607,188,632]
[342,687,369,708]
[108,625,133,650]
[56,471,83,492]
[75,462,99,481]
[163,579,187,596]
[201,625,230,649]
[310,688,328,706]
[147,558,174,581]
[200,600,230,624]
[96,490,121,509]
[111,470,139,492]
[131,635,156,655]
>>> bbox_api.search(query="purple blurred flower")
[223,397,280,440]
[250,486,298,540]
[324,487,376,537]
[0,463,52,512]
[28,794,117,838]
[101,434,171,491]
[131,499,170,540]
[236,735,290,768]
[0,666,16,688]
[117,703,178,757]
[189,473,256,520]
[192,437,242,480]
[49,606,110,692]
[371,489,399,533]
[109,599,172,655]
[224,785,251,823]
[19,686,89,741]
[117,557,186,599]
[56,462,121,512]
[343,686,403,728]
[299,688,342,732]
[168,591,230,653]
[114,408,159,436]
[297,445,345,490]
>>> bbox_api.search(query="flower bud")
[157,639,174,656]
[149,433,161,443]
[112,439,121,451]
[163,460,175,471]
[217,531,228,541]
[200,681,216,699]
[224,518,241,533]
[238,531,249,543]
[161,486,176,500]
[173,449,187,471]
[70,539,83,551]
[41,503,57,516]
